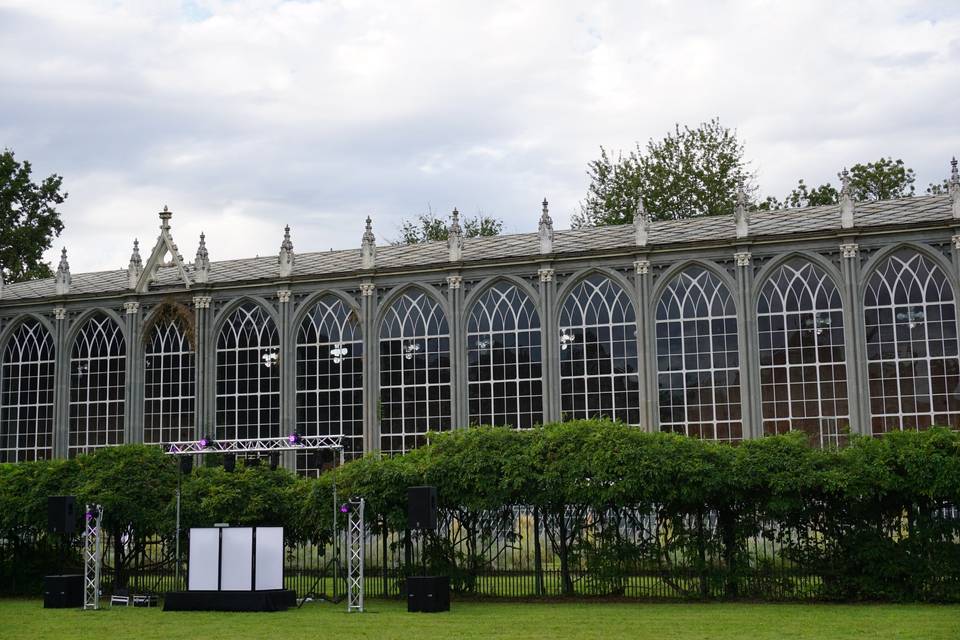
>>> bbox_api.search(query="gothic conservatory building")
[2,167,960,470]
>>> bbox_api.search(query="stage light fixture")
[199,435,214,449]
[340,504,350,514]
[288,432,302,445]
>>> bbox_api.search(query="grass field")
[4,598,960,640]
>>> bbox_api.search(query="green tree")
[0,149,67,282]
[762,157,917,210]
[573,118,753,226]
[395,208,503,244]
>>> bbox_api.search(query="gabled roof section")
[1,194,957,303]
[135,206,192,293]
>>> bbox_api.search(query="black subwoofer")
[43,574,83,608]
[406,575,450,613]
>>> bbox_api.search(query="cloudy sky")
[2,1,959,274]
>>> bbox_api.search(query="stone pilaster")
[733,250,759,439]
[633,259,655,429]
[360,282,379,454]
[124,301,143,444]
[192,295,212,439]
[538,266,560,422]
[446,275,466,429]
[839,242,869,436]
[52,306,69,458]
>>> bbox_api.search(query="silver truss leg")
[83,504,104,610]
[346,498,365,613]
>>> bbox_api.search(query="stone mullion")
[124,301,143,444]
[361,282,378,454]
[192,296,210,441]
[277,290,294,468]
[634,259,655,430]
[734,250,759,439]
[446,275,466,429]
[840,242,869,436]
[538,265,559,423]
[200,298,217,440]
[52,306,69,458]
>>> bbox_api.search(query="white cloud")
[0,0,958,273]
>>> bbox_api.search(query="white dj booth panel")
[188,528,220,591]
[255,527,284,590]
[220,527,254,591]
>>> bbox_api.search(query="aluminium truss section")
[165,434,343,455]
[346,498,365,613]
[83,504,103,610]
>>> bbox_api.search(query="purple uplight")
[85,511,93,521]
[199,436,211,448]
[288,432,302,445]
[339,504,350,514]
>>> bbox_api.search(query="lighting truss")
[83,504,103,610]
[164,435,343,456]
[346,498,365,613]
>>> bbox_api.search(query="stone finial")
[949,157,960,219]
[55,247,71,295]
[539,198,554,254]
[448,208,463,262]
[159,204,172,230]
[840,167,855,229]
[278,224,295,277]
[734,185,750,238]
[194,232,210,284]
[127,239,143,289]
[634,198,651,246]
[361,216,376,269]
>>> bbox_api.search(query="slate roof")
[1,195,954,303]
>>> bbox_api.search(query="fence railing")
[4,504,960,601]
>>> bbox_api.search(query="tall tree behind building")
[0,149,67,282]
[395,208,503,244]
[573,118,754,226]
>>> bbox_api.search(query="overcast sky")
[2,0,959,274]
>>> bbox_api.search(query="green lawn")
[4,598,960,640]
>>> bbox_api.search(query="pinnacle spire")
[55,247,71,295]
[195,232,210,283]
[840,167,855,228]
[361,215,376,269]
[278,224,295,277]
[127,238,143,289]
[448,207,463,262]
[539,198,553,254]
[950,157,960,219]
[634,198,651,246]
[735,184,749,238]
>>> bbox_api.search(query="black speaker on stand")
[45,496,82,608]
[406,486,449,612]
[47,496,76,536]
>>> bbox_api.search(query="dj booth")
[164,526,296,612]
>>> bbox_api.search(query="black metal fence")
[5,504,960,601]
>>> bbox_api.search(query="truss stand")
[346,497,365,613]
[83,504,104,610]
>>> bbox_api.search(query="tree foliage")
[3,423,960,600]
[760,157,919,210]
[573,119,753,226]
[0,149,67,283]
[395,209,503,245]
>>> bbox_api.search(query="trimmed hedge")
[2,421,960,600]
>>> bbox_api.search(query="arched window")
[216,303,280,441]
[559,274,640,424]
[70,314,125,455]
[757,261,847,445]
[144,316,195,445]
[656,267,741,441]
[379,289,450,454]
[468,282,543,428]
[296,295,363,472]
[1,320,55,462]
[864,251,960,433]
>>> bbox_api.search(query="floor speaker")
[44,574,83,608]
[406,576,450,613]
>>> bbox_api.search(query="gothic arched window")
[559,274,640,424]
[864,251,960,433]
[296,295,363,472]
[757,261,847,445]
[216,302,280,441]
[1,320,55,462]
[468,282,543,428]
[656,267,741,441]
[144,316,195,445]
[69,314,125,455]
[379,289,451,454]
